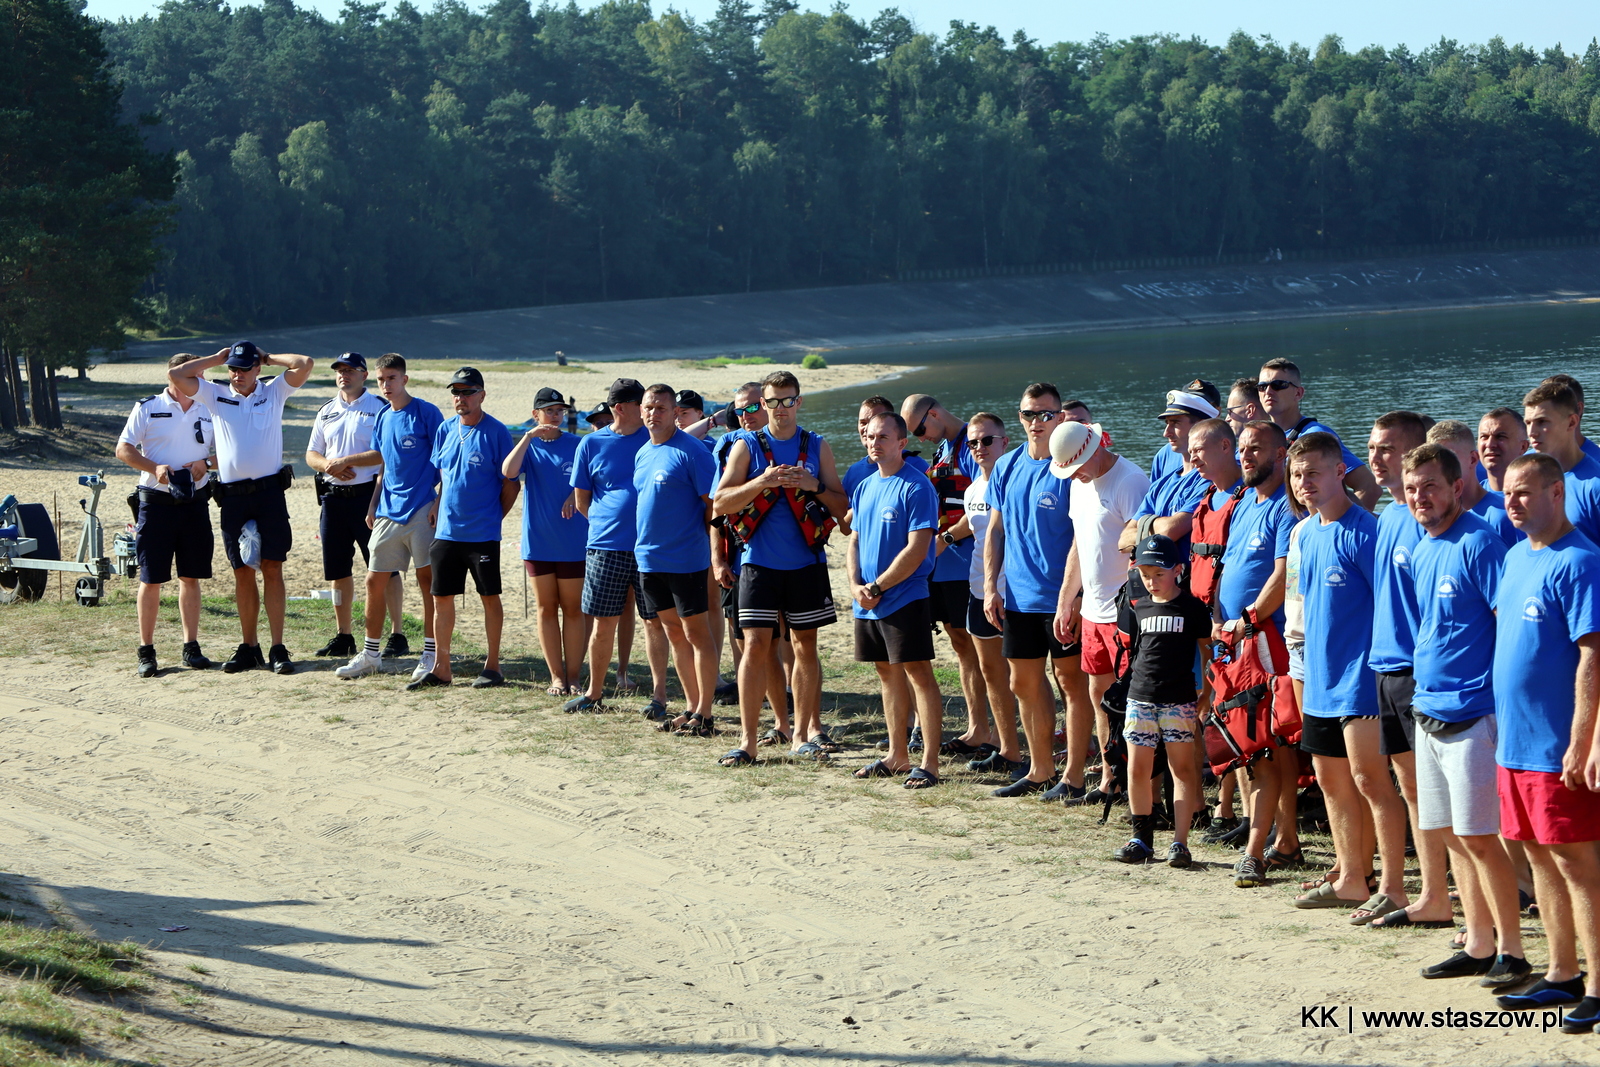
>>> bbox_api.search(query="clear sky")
[84,0,1596,55]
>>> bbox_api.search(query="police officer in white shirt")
[304,352,403,658]
[169,341,314,675]
[115,353,219,678]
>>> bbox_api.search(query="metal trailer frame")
[0,472,136,605]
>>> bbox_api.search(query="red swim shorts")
[1498,766,1600,845]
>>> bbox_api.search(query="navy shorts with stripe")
[736,561,836,631]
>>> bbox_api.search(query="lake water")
[803,302,1600,469]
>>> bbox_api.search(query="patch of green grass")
[800,352,828,370]
[0,918,145,995]
[684,355,775,369]
[184,963,209,976]
[321,714,345,724]
[173,983,203,1008]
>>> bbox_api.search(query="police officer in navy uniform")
[304,352,403,658]
[169,341,314,674]
[115,353,219,678]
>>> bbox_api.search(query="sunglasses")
[763,396,800,409]
[1256,380,1296,393]
[912,408,933,436]
[733,402,762,415]
[1018,409,1063,423]
[449,387,482,397]
[967,434,1002,450]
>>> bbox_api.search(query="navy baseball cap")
[1134,534,1185,569]
[534,387,567,409]
[674,389,705,412]
[331,352,366,372]
[224,341,261,368]
[607,378,645,405]
[585,402,613,425]
[449,366,485,390]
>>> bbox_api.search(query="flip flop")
[813,731,842,753]
[718,748,754,767]
[854,759,899,779]
[1293,882,1370,910]
[904,768,939,789]
[1368,909,1453,930]
[790,741,826,761]
[1349,892,1407,926]
[545,684,565,697]
[758,728,791,747]
[563,694,604,713]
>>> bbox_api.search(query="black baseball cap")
[674,389,705,412]
[450,366,485,390]
[1134,534,1185,569]
[585,402,613,425]
[607,378,645,405]
[224,341,261,368]
[1183,378,1222,409]
[331,352,366,372]
[534,387,567,409]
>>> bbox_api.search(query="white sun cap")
[1049,420,1101,479]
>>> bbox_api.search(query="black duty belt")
[138,484,212,506]
[217,465,294,498]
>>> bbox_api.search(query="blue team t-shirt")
[519,432,587,563]
[1411,510,1508,722]
[1216,484,1294,630]
[1494,529,1600,772]
[1369,498,1425,672]
[633,428,718,573]
[844,452,928,496]
[571,425,651,552]
[1134,466,1211,557]
[741,428,829,570]
[930,429,982,583]
[984,448,1074,614]
[1470,490,1522,547]
[373,397,444,523]
[1564,454,1600,545]
[850,466,938,620]
[712,429,752,573]
[1583,437,1600,465]
[1290,418,1366,471]
[1150,444,1182,484]
[431,412,514,543]
[1298,506,1380,717]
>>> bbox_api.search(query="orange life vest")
[1189,484,1246,609]
[724,430,836,552]
[927,452,972,536]
[1202,608,1303,777]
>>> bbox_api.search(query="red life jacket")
[1202,608,1302,777]
[724,430,837,551]
[1189,484,1246,609]
[927,451,972,536]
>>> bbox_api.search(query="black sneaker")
[1234,855,1268,888]
[1420,951,1495,980]
[136,644,158,679]
[382,632,410,658]
[969,750,1028,775]
[1496,975,1584,1010]
[1201,816,1243,844]
[713,679,739,706]
[1166,841,1192,869]
[316,633,357,658]
[1041,779,1086,804]
[222,643,264,674]
[992,776,1055,798]
[1114,839,1154,864]
[268,644,294,675]
[181,641,211,670]
[1478,954,1533,988]
[908,726,924,753]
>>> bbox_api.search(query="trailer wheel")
[0,503,60,603]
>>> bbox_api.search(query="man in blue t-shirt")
[1362,409,1456,930]
[1428,420,1520,547]
[1477,407,1529,493]
[337,354,443,683]
[1524,380,1600,545]
[713,371,848,763]
[1256,357,1380,510]
[847,410,944,789]
[1493,453,1600,1017]
[410,367,516,691]
[1117,386,1217,559]
[1404,442,1526,986]
[633,384,722,747]
[1214,420,1298,889]
[901,393,990,759]
[566,379,669,714]
[1287,432,1410,925]
[981,383,1088,796]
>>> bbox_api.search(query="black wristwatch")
[940,531,956,546]
[866,582,883,599]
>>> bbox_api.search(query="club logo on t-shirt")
[400,435,419,451]
[1522,597,1546,622]
[1246,532,1268,551]
[1324,567,1347,587]
[468,452,484,468]
[1436,574,1459,598]
[1392,545,1410,568]
[1037,492,1059,510]
[562,463,573,477]
[653,469,668,484]
[880,507,899,523]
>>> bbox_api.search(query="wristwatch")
[940,531,956,546]
[866,582,883,599]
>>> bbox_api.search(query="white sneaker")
[410,653,436,683]
[335,650,382,679]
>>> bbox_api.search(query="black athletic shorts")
[134,493,214,584]
[1376,669,1417,756]
[929,578,969,628]
[1299,713,1348,759]
[854,597,935,664]
[219,486,292,570]
[320,485,375,581]
[429,538,502,597]
[966,593,1000,639]
[724,577,789,642]
[1001,609,1079,660]
[737,561,836,631]
[642,569,710,618]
